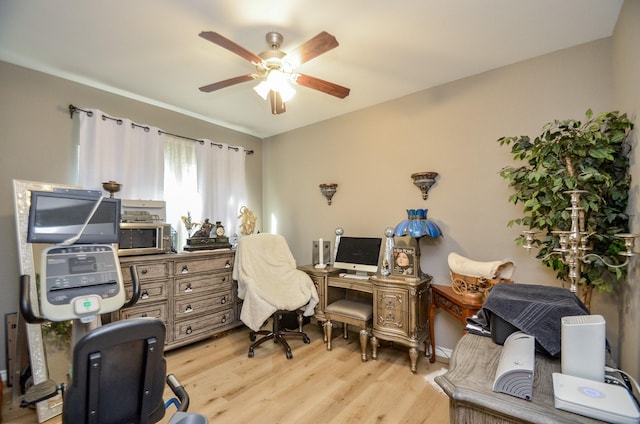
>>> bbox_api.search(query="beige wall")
[262,36,638,366]
[0,62,263,373]
[612,0,640,381]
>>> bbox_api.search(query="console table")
[435,333,607,423]
[429,284,482,363]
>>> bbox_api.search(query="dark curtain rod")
[69,104,253,154]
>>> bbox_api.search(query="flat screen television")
[333,236,382,276]
[27,189,121,244]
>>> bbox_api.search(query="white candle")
[318,238,324,264]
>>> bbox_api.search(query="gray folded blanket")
[467,283,589,357]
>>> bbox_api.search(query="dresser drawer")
[328,276,373,293]
[124,280,168,304]
[122,262,171,283]
[175,255,233,275]
[175,273,232,297]
[374,287,409,334]
[120,303,168,321]
[173,308,235,342]
[174,290,233,318]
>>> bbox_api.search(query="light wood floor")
[2,322,450,423]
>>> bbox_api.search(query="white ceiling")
[0,0,623,138]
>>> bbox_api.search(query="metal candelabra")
[522,190,638,293]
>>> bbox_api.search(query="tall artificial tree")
[498,110,634,308]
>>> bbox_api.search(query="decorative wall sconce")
[411,172,439,200]
[319,183,338,205]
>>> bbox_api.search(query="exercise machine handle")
[123,265,142,308]
[167,373,190,412]
[19,275,47,324]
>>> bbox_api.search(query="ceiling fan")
[198,31,350,115]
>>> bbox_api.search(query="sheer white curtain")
[77,109,164,199]
[197,140,247,237]
[163,134,200,250]
[76,108,248,252]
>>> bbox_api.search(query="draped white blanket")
[448,252,515,280]
[233,233,319,332]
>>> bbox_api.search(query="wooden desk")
[429,284,482,363]
[435,334,607,423]
[299,266,431,372]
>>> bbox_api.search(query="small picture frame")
[392,246,417,277]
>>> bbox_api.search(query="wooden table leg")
[429,302,438,363]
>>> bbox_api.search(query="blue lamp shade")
[394,209,442,238]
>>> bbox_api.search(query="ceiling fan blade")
[295,74,350,99]
[269,90,286,115]
[199,31,263,64]
[286,31,339,67]
[199,74,256,93]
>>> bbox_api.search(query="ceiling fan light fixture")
[253,69,296,102]
[201,30,347,112]
[276,79,296,102]
[253,80,271,100]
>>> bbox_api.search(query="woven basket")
[450,270,512,297]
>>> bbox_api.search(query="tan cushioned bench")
[324,299,373,361]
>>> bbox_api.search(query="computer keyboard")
[338,273,370,280]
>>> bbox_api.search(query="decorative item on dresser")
[116,250,240,350]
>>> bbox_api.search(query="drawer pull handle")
[184,283,192,293]
[221,315,228,324]
[184,305,193,313]
[221,276,226,282]
[186,326,193,335]
[141,290,150,300]
[220,296,227,304]
[140,268,148,275]
[224,261,231,268]
[141,313,148,317]
[181,265,189,274]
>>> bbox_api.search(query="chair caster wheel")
[303,336,311,344]
[286,352,293,359]
[248,351,254,358]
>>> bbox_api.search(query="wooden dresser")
[116,250,241,350]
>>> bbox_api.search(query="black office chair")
[64,317,169,424]
[19,318,205,424]
[233,233,319,359]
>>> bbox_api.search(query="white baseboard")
[433,345,453,364]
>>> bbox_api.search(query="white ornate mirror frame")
[13,179,78,423]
